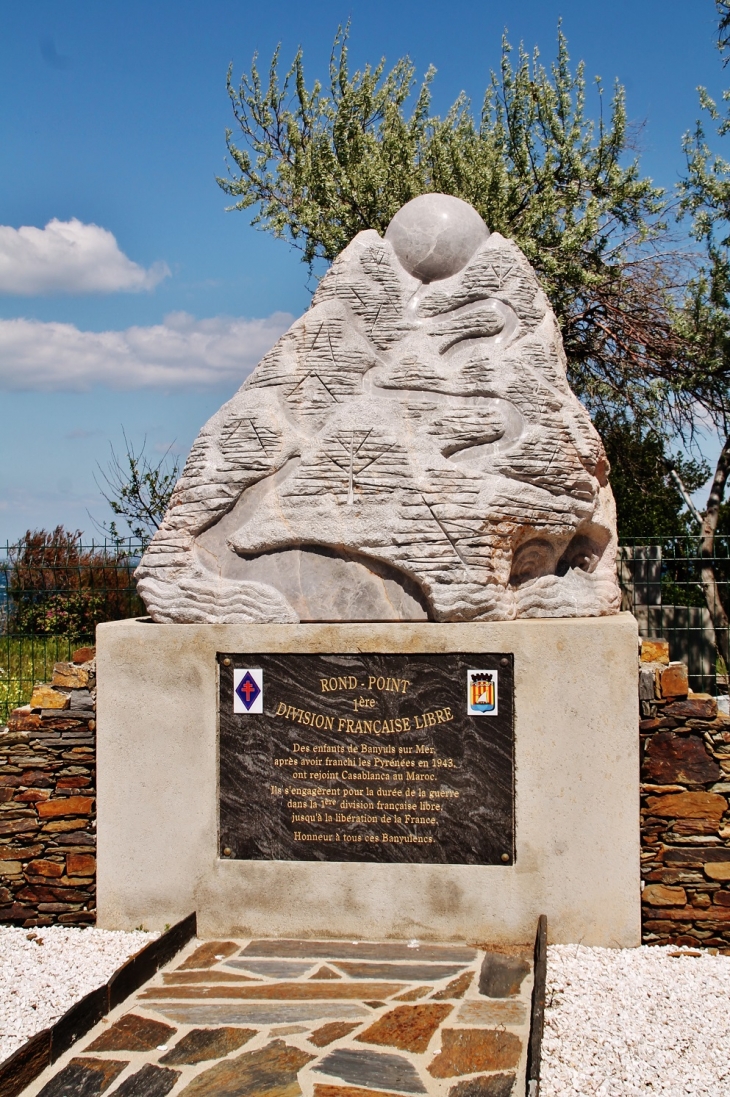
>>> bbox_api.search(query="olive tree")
[219,24,727,439]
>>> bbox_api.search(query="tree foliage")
[669,0,730,649]
[719,0,730,57]
[677,3,730,438]
[219,24,729,438]
[95,434,180,545]
[599,417,709,539]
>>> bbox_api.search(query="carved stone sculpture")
[136,194,620,623]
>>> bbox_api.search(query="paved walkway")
[23,936,533,1097]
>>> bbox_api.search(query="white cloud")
[0,311,294,391]
[0,218,169,295]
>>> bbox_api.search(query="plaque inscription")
[219,652,514,864]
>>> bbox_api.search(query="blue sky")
[0,0,724,541]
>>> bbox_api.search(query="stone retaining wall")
[639,639,730,950]
[0,648,96,927]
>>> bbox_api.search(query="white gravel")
[542,943,730,1096]
[4,932,730,1093]
[0,925,156,1064]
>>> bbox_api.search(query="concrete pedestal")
[96,615,640,945]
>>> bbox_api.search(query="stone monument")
[136,194,620,625]
[97,196,638,946]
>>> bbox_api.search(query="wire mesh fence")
[2,532,729,722]
[618,536,730,695]
[0,534,145,722]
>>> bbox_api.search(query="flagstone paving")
[21,936,533,1097]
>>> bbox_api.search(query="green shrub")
[3,526,144,636]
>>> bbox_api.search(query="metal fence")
[618,536,730,695]
[0,536,144,722]
[1,533,729,723]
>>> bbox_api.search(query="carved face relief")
[136,195,620,623]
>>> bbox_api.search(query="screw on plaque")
[501,853,510,862]
[223,658,231,666]
[500,657,509,667]
[223,847,232,856]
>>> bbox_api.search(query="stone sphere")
[385,193,489,283]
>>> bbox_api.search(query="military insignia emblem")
[233,669,263,713]
[467,669,497,715]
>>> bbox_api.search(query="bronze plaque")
[218,652,514,864]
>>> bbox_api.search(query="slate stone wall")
[0,648,96,927]
[639,640,730,950]
[9,631,713,943]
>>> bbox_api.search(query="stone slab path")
[21,936,533,1097]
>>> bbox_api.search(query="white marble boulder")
[136,194,620,623]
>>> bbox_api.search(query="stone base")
[96,615,640,946]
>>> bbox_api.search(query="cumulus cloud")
[0,311,294,390]
[0,218,170,295]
